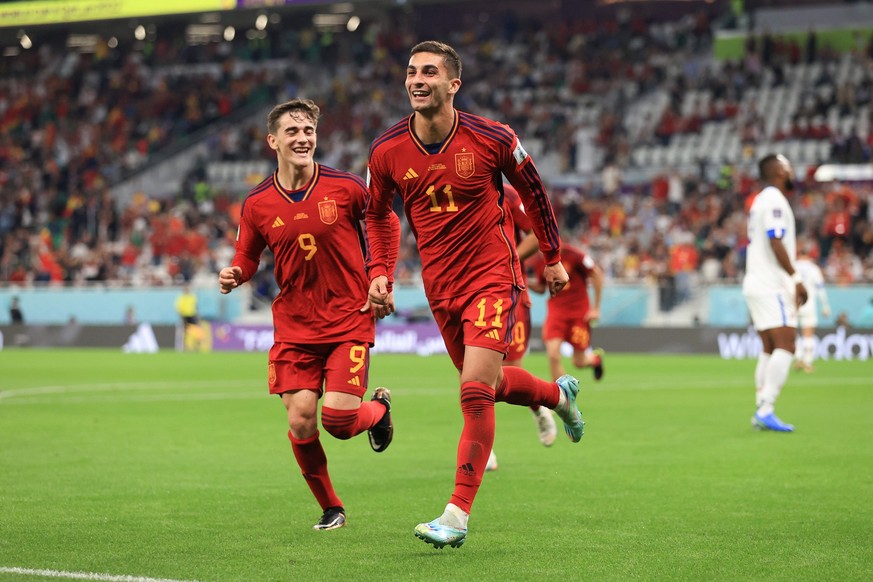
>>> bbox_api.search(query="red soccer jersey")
[367,110,561,300]
[534,245,596,315]
[233,164,374,345]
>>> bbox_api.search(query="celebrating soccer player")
[529,241,606,383]
[365,41,584,549]
[218,99,400,530]
[742,153,808,432]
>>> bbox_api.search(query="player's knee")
[321,407,357,440]
[288,414,317,438]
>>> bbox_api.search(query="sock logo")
[457,462,475,477]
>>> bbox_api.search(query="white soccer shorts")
[743,289,798,331]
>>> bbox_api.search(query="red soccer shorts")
[505,301,531,363]
[542,312,591,352]
[267,341,369,398]
[429,283,519,370]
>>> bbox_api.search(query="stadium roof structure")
[813,164,873,183]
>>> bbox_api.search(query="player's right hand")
[586,307,601,324]
[219,266,243,294]
[795,282,808,307]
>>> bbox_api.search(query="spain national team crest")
[455,152,475,178]
[268,362,277,386]
[318,199,338,225]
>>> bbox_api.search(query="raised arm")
[501,136,566,295]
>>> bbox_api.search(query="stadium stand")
[0,0,870,310]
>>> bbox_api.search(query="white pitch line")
[0,381,252,401]
[0,391,266,406]
[0,566,199,582]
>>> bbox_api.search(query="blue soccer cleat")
[413,519,467,549]
[554,374,584,442]
[752,412,794,432]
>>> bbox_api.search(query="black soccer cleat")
[313,506,346,530]
[368,387,393,453]
[592,348,605,381]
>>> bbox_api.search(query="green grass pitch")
[1,349,871,581]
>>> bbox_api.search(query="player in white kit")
[742,154,808,432]
[794,245,831,373]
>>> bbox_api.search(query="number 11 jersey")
[367,109,561,301]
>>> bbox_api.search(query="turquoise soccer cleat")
[752,412,794,432]
[554,374,584,442]
[413,519,467,549]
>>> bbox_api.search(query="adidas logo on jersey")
[486,329,501,340]
[348,376,361,386]
[272,217,285,228]
[402,168,419,180]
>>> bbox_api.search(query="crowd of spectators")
[555,168,873,300]
[1,4,871,308]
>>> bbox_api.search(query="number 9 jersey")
[232,164,382,345]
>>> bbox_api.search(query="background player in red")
[366,41,584,549]
[218,99,399,531]
[486,185,558,472]
[530,242,605,382]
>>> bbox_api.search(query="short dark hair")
[758,153,781,179]
[267,99,320,135]
[411,40,462,79]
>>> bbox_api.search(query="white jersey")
[743,185,796,294]
[796,258,829,318]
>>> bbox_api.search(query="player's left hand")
[795,282,808,307]
[361,292,395,319]
[543,262,569,297]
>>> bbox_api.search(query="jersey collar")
[407,110,459,155]
[273,163,320,203]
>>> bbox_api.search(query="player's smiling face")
[406,52,460,113]
[268,111,317,168]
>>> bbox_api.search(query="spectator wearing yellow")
[175,286,205,351]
